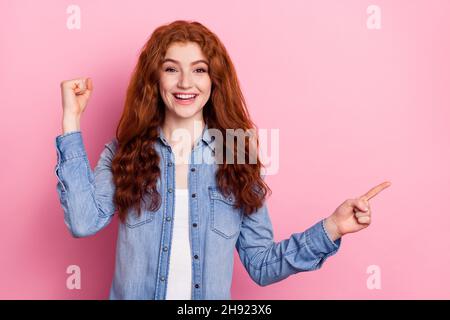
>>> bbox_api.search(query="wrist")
[62,114,81,134]
[324,215,343,242]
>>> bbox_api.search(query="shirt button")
[192,223,197,228]
[168,162,173,167]
[168,188,173,193]
[194,255,198,259]
[166,216,172,222]
[191,193,196,198]
[195,284,200,289]
[190,167,196,172]
[160,276,166,282]
[163,246,168,252]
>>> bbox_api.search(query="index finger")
[361,181,392,201]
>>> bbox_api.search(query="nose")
[178,71,193,89]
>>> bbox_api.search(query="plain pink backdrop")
[1,0,449,299]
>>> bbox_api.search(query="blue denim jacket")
[54,125,341,300]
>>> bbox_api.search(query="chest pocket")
[208,186,243,239]
[125,181,162,228]
[125,209,155,228]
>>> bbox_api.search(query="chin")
[172,106,202,119]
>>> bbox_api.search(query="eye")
[164,67,176,73]
[164,67,208,73]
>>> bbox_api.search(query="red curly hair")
[112,20,271,223]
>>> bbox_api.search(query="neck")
[162,113,205,150]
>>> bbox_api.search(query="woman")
[55,20,391,300]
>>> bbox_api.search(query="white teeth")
[174,94,197,99]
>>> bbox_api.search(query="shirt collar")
[157,123,215,150]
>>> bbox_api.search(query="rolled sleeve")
[54,131,116,237]
[236,200,343,287]
[304,219,342,270]
[55,131,86,163]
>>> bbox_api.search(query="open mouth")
[172,93,198,104]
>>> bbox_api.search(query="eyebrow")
[162,58,209,66]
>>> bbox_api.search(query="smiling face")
[158,41,212,121]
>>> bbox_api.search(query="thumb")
[85,77,93,91]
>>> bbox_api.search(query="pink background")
[1,0,449,299]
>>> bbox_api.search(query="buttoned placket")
[154,141,175,300]
[189,139,203,300]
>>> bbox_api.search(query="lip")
[172,92,198,105]
[173,92,199,95]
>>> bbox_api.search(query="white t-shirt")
[165,188,192,300]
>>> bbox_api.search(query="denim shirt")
[54,125,341,300]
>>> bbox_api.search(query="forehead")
[164,41,207,63]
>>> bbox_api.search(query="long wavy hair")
[111,20,271,223]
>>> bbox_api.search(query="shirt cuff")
[305,219,342,258]
[55,131,86,162]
